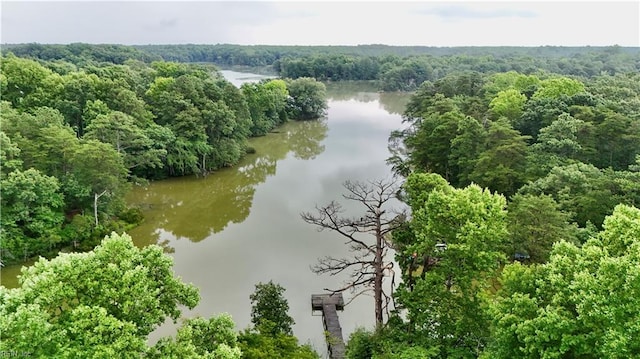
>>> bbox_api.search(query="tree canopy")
[484,205,640,359]
[0,232,199,357]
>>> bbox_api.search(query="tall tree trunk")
[374,208,384,327]
[300,179,404,328]
[94,190,108,226]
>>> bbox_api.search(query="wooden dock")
[311,293,345,359]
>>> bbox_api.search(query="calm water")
[2,70,411,357]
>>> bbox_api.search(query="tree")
[285,77,328,120]
[591,109,640,170]
[0,232,200,357]
[84,110,167,172]
[54,71,102,136]
[395,173,509,358]
[470,118,531,196]
[518,162,640,228]
[482,71,540,102]
[301,179,405,326]
[0,53,57,109]
[489,88,527,122]
[391,93,464,181]
[449,115,486,187]
[345,324,437,359]
[238,281,319,359]
[242,79,290,136]
[525,112,587,179]
[507,193,577,263]
[405,109,463,180]
[531,76,585,100]
[238,332,318,359]
[0,131,22,178]
[148,314,242,359]
[0,104,78,180]
[249,281,294,336]
[0,168,65,262]
[484,204,640,359]
[69,140,129,225]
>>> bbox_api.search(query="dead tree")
[301,178,406,327]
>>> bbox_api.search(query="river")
[2,70,411,357]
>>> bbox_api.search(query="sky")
[1,1,639,46]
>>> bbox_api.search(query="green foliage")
[402,172,450,210]
[149,314,242,359]
[396,173,509,358]
[0,131,22,177]
[285,77,328,120]
[0,232,200,357]
[449,115,486,187]
[532,76,586,100]
[489,88,527,122]
[4,44,640,358]
[236,281,318,358]
[345,324,438,359]
[238,330,319,359]
[345,328,376,359]
[144,68,252,176]
[118,207,145,225]
[507,193,578,263]
[378,57,434,91]
[0,168,65,261]
[84,110,167,172]
[6,43,640,93]
[0,104,77,179]
[470,118,530,196]
[485,205,640,358]
[391,68,640,263]
[242,79,289,136]
[69,139,129,213]
[249,281,294,336]
[590,109,640,170]
[395,94,464,181]
[482,71,540,101]
[0,53,57,108]
[525,112,587,178]
[59,214,95,247]
[519,163,640,228]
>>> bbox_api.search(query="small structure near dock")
[311,293,345,359]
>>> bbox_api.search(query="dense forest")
[348,67,640,358]
[5,43,639,91]
[2,43,640,358]
[0,50,327,265]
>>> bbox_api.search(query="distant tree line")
[1,42,162,65]
[4,43,638,91]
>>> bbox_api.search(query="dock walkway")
[311,293,345,359]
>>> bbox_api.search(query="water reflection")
[127,119,328,244]
[379,92,411,115]
[325,81,378,101]
[325,81,411,116]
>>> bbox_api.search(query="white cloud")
[1,1,638,46]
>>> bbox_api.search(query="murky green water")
[2,70,411,356]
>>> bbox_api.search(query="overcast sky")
[1,1,638,46]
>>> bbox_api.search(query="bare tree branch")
[301,178,407,327]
